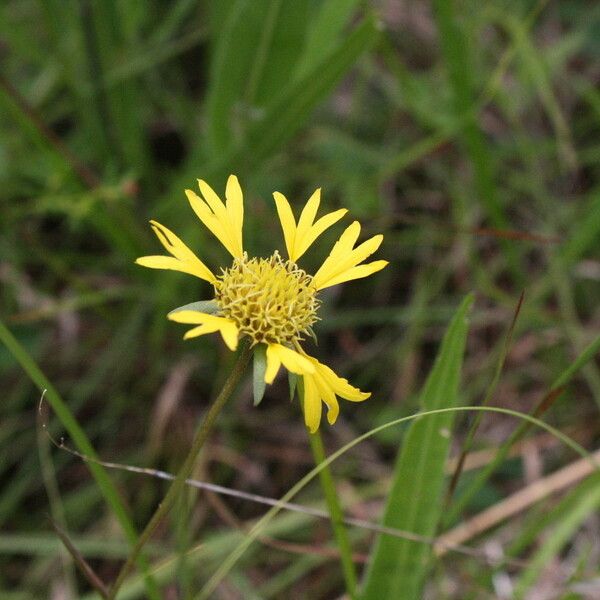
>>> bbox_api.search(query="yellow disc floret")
[214,252,319,345]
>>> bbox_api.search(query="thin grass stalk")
[107,341,252,599]
[308,430,357,599]
[0,317,159,599]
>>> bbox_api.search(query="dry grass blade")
[436,447,600,555]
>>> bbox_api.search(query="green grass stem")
[308,430,358,598]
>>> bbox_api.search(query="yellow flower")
[137,175,387,432]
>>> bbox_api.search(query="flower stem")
[308,430,358,599]
[107,342,252,599]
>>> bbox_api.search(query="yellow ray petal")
[315,361,370,402]
[313,373,340,425]
[329,221,362,256]
[199,177,243,257]
[295,188,321,245]
[135,256,213,281]
[136,220,215,283]
[186,189,237,258]
[298,354,370,432]
[273,192,296,260]
[312,221,386,290]
[264,345,282,384]
[225,174,244,234]
[264,343,315,384]
[315,260,389,290]
[273,189,347,262]
[296,208,346,260]
[185,177,244,259]
[303,374,322,434]
[168,311,238,350]
[197,179,230,222]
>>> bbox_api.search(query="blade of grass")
[446,291,524,504]
[513,473,600,598]
[85,511,312,600]
[360,294,474,600]
[198,405,594,599]
[559,191,600,266]
[498,12,577,171]
[151,0,202,44]
[78,0,123,167]
[0,72,98,187]
[81,0,147,172]
[37,403,77,596]
[308,430,358,598]
[445,331,600,525]
[49,517,109,598]
[294,0,362,79]
[164,13,380,212]
[221,13,380,173]
[432,0,523,285]
[506,471,600,560]
[0,533,163,559]
[0,318,159,600]
[205,0,309,154]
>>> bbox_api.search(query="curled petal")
[301,355,370,432]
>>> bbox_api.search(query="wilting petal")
[300,354,370,431]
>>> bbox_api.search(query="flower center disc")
[214,252,319,345]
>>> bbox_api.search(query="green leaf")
[253,345,267,407]
[360,294,474,600]
[294,0,362,80]
[168,300,219,316]
[206,0,310,154]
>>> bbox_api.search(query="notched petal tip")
[220,326,239,351]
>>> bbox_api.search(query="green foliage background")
[1,0,600,597]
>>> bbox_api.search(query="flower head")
[137,176,387,432]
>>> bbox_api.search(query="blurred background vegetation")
[1,0,600,598]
